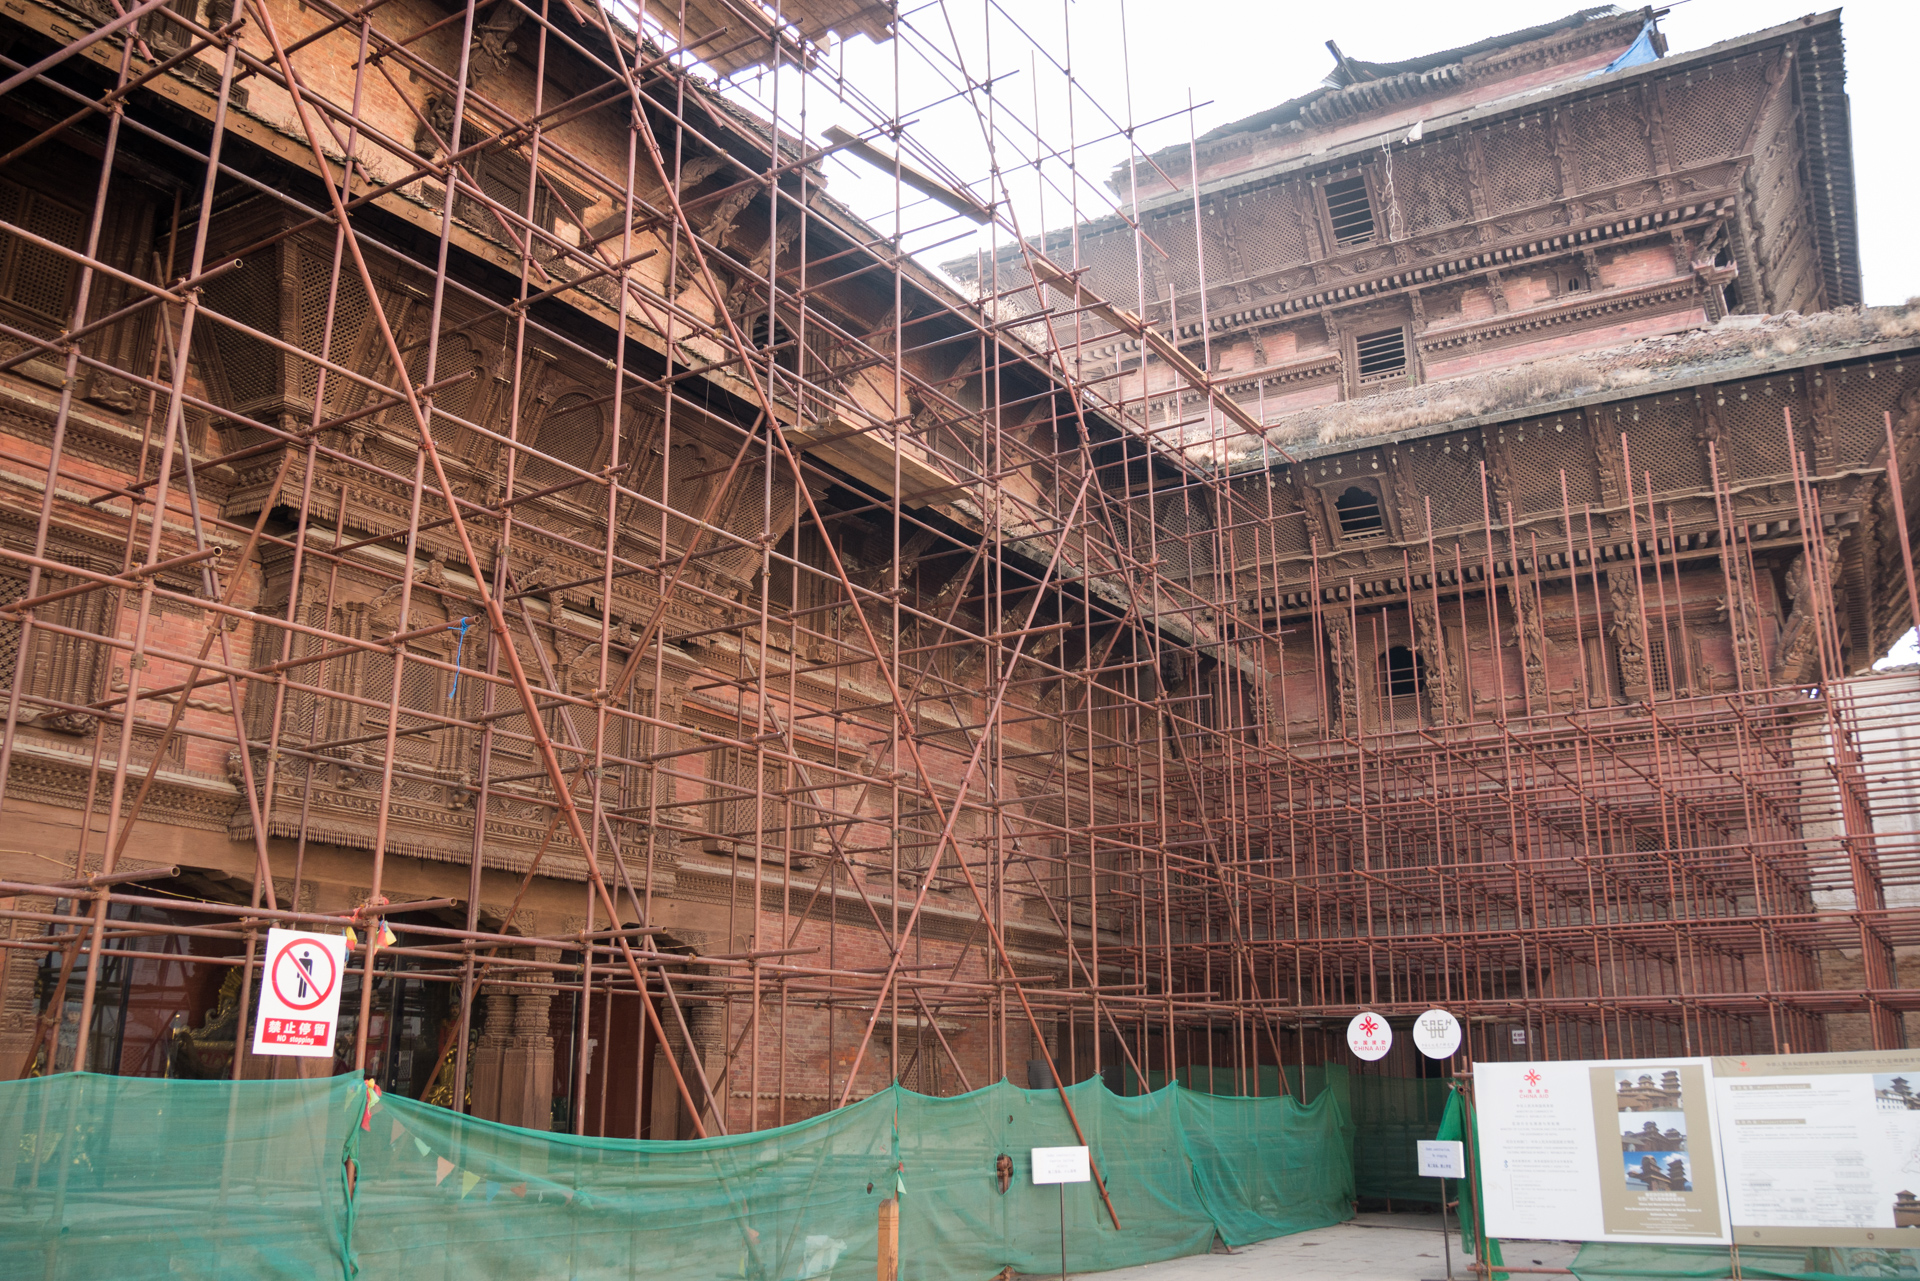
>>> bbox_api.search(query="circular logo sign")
[269,935,340,1012]
[1412,1007,1462,1059]
[1347,1011,1393,1061]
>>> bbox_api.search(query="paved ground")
[1067,1211,1579,1281]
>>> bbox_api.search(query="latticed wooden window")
[0,565,23,689]
[1646,633,1671,694]
[396,337,484,453]
[293,249,373,412]
[0,555,114,720]
[362,645,446,765]
[522,391,603,492]
[0,179,85,336]
[704,742,789,852]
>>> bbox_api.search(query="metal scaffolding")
[0,0,1916,1148]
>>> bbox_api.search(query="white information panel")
[250,928,349,1059]
[1417,1139,1465,1179]
[1714,1048,1920,1247]
[1476,1058,1730,1245]
[1031,1146,1090,1185]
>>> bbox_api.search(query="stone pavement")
[1059,1211,1578,1281]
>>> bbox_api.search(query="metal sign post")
[1418,1139,1467,1281]
[1032,1146,1091,1281]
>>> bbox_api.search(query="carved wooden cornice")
[1417,274,1710,359]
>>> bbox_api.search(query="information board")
[1714,1048,1920,1247]
[1477,1057,1730,1245]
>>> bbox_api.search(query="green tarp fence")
[1123,1063,1444,1205]
[0,1071,1354,1281]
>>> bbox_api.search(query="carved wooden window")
[453,131,588,238]
[1334,485,1385,539]
[0,179,85,337]
[456,139,546,233]
[610,685,679,818]
[2,556,113,721]
[1065,682,1122,766]
[397,337,484,454]
[1355,327,1408,381]
[0,565,21,690]
[1714,246,1742,314]
[1323,175,1375,246]
[1384,645,1424,697]
[293,248,374,413]
[703,743,788,852]
[1584,634,1614,704]
[138,0,207,56]
[523,391,603,493]
[1646,633,1671,694]
[361,646,445,765]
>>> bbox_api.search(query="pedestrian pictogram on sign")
[251,928,349,1059]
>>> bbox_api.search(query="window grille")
[1324,175,1375,245]
[1355,328,1407,380]
[1647,634,1671,694]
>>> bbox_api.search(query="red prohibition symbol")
[268,936,339,1012]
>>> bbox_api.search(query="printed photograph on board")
[1616,1067,1684,1112]
[1624,1152,1693,1192]
[1873,1074,1920,1112]
[1621,1111,1687,1152]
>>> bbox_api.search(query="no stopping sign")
[251,928,349,1058]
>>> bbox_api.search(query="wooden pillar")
[877,1197,899,1281]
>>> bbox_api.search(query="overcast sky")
[710,0,1916,304]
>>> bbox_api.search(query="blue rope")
[447,617,471,700]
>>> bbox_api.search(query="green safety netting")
[1436,1085,1502,1274]
[0,1071,1354,1281]
[1349,1075,1450,1204]
[1120,1064,1446,1205]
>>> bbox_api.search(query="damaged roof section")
[1231,305,1920,463]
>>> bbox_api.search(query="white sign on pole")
[1412,1008,1462,1059]
[1417,1139,1466,1180]
[1031,1146,1091,1185]
[1346,1010,1393,1061]
[250,928,348,1059]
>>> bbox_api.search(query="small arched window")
[1385,645,1423,697]
[1566,273,1588,292]
[1335,485,1383,537]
